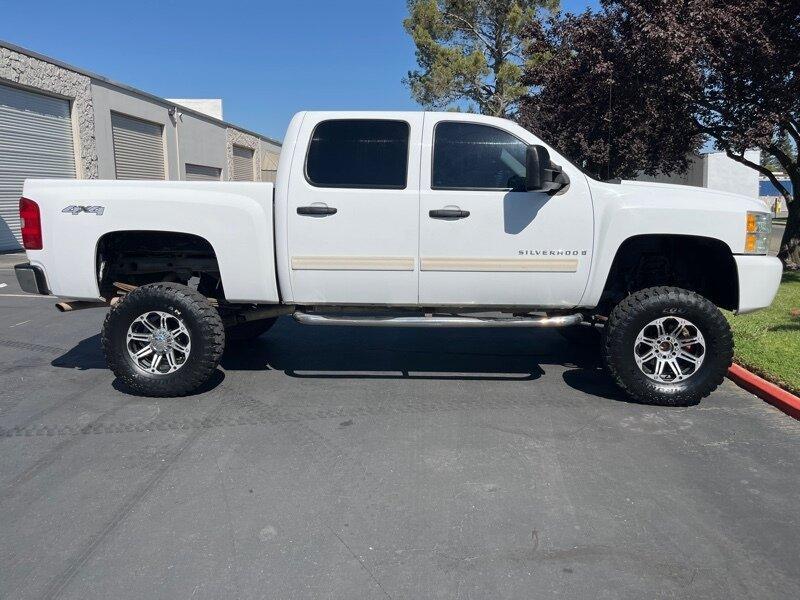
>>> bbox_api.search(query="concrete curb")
[727,363,800,420]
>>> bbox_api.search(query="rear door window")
[306,119,409,189]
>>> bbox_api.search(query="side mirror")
[525,145,569,194]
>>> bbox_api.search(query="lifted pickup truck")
[15,111,782,405]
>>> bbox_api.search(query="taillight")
[19,197,43,250]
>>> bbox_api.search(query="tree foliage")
[518,6,702,180]
[521,0,800,268]
[403,0,558,117]
[761,133,793,173]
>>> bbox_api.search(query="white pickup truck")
[15,111,782,405]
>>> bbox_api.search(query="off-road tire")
[225,317,277,342]
[102,282,225,397]
[602,286,733,406]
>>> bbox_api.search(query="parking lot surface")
[1,256,799,599]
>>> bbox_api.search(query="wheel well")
[96,231,223,300]
[600,235,738,312]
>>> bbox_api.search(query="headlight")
[744,211,771,254]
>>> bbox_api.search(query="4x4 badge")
[62,205,105,215]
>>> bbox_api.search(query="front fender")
[580,180,763,307]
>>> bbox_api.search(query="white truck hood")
[614,179,769,213]
[583,177,770,269]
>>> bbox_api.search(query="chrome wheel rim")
[634,316,705,383]
[126,311,191,375]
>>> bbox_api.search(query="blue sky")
[0,0,599,141]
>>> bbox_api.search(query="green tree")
[761,132,794,174]
[403,0,558,117]
[522,0,800,268]
[760,150,778,172]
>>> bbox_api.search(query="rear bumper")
[14,263,50,295]
[734,255,782,314]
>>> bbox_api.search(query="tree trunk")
[778,195,800,270]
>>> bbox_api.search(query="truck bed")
[21,179,279,303]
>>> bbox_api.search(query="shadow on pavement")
[49,317,631,399]
[561,367,630,402]
[111,369,226,396]
[51,334,106,370]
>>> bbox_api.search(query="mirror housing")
[525,145,569,194]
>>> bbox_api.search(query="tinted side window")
[306,120,409,188]
[433,122,527,190]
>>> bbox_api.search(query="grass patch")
[726,272,800,395]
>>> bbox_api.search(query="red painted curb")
[727,363,800,420]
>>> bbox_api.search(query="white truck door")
[286,113,422,305]
[418,115,594,307]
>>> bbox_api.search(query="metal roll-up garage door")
[185,163,221,181]
[232,145,255,181]
[0,82,76,251]
[111,112,165,180]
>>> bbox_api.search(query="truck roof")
[297,110,508,120]
[293,110,514,130]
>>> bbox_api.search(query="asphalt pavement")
[1,253,799,599]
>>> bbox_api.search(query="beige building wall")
[634,150,761,199]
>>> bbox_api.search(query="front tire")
[102,282,225,397]
[602,286,733,406]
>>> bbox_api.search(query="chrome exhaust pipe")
[55,300,111,312]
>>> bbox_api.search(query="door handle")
[429,209,470,219]
[297,205,337,216]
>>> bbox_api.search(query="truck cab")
[276,111,592,308]
[15,111,783,405]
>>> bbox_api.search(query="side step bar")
[292,312,583,328]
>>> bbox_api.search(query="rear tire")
[102,282,225,397]
[225,317,277,342]
[602,286,733,406]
